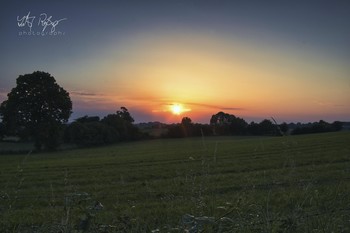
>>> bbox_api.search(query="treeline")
[1,107,345,149]
[290,120,343,135]
[161,113,286,138]
[207,112,342,136]
[61,111,289,146]
[139,112,344,139]
[2,109,344,149]
[64,107,140,146]
[61,110,284,147]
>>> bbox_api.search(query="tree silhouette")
[0,122,4,139]
[64,118,118,146]
[258,119,276,135]
[279,122,289,134]
[116,106,134,123]
[101,107,137,141]
[181,117,192,126]
[0,71,72,150]
[181,117,193,137]
[210,112,248,135]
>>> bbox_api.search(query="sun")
[168,103,191,115]
[170,103,183,115]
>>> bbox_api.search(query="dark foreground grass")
[0,132,350,232]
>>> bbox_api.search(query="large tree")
[0,71,72,150]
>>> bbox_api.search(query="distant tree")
[0,122,4,139]
[331,121,343,131]
[210,112,232,135]
[312,120,327,133]
[64,121,84,144]
[116,107,134,123]
[75,115,100,123]
[247,119,278,136]
[65,121,118,146]
[102,107,138,141]
[279,122,289,134]
[210,112,231,125]
[247,122,259,135]
[229,116,248,135]
[163,119,213,138]
[181,117,193,137]
[194,123,213,137]
[166,124,183,138]
[271,117,284,136]
[257,119,276,135]
[292,120,343,135]
[210,112,247,135]
[181,117,192,126]
[0,71,72,150]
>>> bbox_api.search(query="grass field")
[0,132,350,232]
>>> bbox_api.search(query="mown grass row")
[0,132,350,232]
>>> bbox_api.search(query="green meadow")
[1,132,349,232]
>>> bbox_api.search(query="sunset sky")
[1,0,349,123]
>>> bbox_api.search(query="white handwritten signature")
[17,12,67,33]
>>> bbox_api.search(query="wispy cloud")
[149,101,244,114]
[69,90,117,109]
[185,102,244,111]
[314,100,345,108]
[69,90,148,102]
[69,90,151,111]
[70,91,100,97]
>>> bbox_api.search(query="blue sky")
[1,0,349,123]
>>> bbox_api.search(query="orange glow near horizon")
[66,30,350,123]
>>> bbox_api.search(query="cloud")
[70,90,101,97]
[69,90,150,112]
[185,102,244,111]
[149,101,244,115]
[314,100,345,108]
[69,90,148,102]
[69,90,114,103]
[221,107,245,111]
